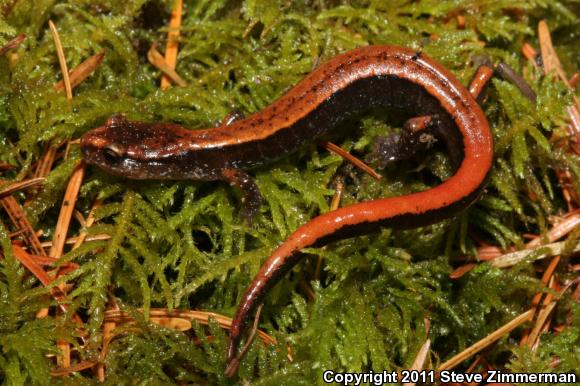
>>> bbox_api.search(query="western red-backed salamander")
[80,45,494,376]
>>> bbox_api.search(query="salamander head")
[81,114,200,179]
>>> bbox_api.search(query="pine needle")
[438,309,534,371]
[48,20,72,100]
[160,0,182,89]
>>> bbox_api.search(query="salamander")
[79,45,494,376]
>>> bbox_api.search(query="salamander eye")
[103,144,123,165]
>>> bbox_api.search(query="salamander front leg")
[221,168,262,224]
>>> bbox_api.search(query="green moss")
[0,0,578,384]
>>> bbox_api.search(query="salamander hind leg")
[221,168,262,225]
[368,115,438,169]
[368,64,496,170]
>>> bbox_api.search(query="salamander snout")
[81,125,129,174]
[80,114,149,178]
[81,114,128,161]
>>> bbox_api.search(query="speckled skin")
[79,46,493,375]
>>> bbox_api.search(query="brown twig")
[48,20,72,100]
[525,213,580,248]
[454,212,579,276]
[569,73,579,89]
[403,339,431,386]
[50,360,99,377]
[96,298,118,381]
[0,162,16,171]
[0,33,25,55]
[314,179,344,280]
[455,15,465,29]
[34,143,59,179]
[438,309,534,370]
[449,263,476,279]
[72,198,102,250]
[527,301,557,350]
[490,240,580,268]
[160,0,183,89]
[520,255,561,345]
[476,245,506,261]
[319,141,382,181]
[482,212,580,269]
[0,177,44,199]
[54,51,105,92]
[521,43,539,65]
[49,161,84,368]
[11,245,54,287]
[1,195,45,256]
[12,245,85,335]
[538,20,580,156]
[538,22,575,94]
[224,305,264,377]
[147,42,187,87]
[531,256,561,309]
[49,162,85,258]
[39,233,111,248]
[103,308,277,347]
